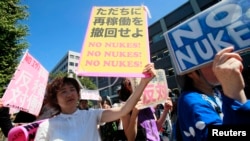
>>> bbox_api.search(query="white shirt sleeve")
[34,120,49,141]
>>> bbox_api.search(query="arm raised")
[101,63,156,123]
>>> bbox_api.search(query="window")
[75,63,78,67]
[75,56,80,60]
[69,62,74,66]
[163,50,169,57]
[168,68,174,76]
[100,89,109,97]
[157,53,163,60]
[152,32,164,43]
[152,55,157,62]
[70,55,74,59]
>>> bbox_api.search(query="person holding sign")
[176,47,250,141]
[34,63,156,141]
[118,78,173,141]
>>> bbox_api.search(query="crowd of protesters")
[1,47,250,141]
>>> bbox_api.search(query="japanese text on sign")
[130,69,169,109]
[77,6,150,77]
[91,7,144,38]
[2,52,49,116]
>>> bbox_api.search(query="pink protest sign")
[80,89,100,101]
[130,69,169,109]
[8,119,46,141]
[2,52,49,116]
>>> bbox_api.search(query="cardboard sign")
[77,6,150,78]
[164,0,250,75]
[130,69,169,109]
[8,119,46,141]
[80,89,100,101]
[2,52,49,116]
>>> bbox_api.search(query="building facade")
[50,50,80,74]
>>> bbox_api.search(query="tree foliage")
[0,0,29,97]
[78,77,97,90]
[49,72,97,90]
[49,72,68,81]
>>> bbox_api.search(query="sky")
[22,0,188,72]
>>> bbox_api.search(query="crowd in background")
[1,47,250,141]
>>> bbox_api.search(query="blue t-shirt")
[177,90,250,141]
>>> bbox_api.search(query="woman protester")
[176,47,250,141]
[118,78,173,141]
[34,63,156,141]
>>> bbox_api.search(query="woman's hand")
[163,97,173,113]
[141,63,156,84]
[212,46,246,103]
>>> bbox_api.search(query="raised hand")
[212,46,246,103]
[141,63,156,84]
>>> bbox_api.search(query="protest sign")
[77,6,150,78]
[130,69,169,109]
[164,0,250,75]
[2,52,49,116]
[80,89,100,101]
[8,119,46,141]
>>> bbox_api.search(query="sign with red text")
[130,69,169,109]
[164,0,250,75]
[2,52,49,116]
[80,89,100,101]
[77,6,150,78]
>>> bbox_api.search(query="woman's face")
[56,84,79,112]
[200,64,220,86]
[123,78,133,92]
[102,100,111,109]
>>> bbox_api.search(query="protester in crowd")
[34,63,156,141]
[99,97,120,141]
[118,78,173,141]
[168,90,178,141]
[111,89,128,141]
[0,98,14,138]
[160,89,178,141]
[78,99,89,110]
[154,103,164,120]
[154,103,170,141]
[100,97,112,109]
[176,46,250,140]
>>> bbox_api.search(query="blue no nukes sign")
[164,0,250,75]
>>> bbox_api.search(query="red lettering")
[155,84,167,100]
[142,84,155,104]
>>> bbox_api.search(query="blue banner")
[164,0,250,75]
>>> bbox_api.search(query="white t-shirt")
[34,109,104,141]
